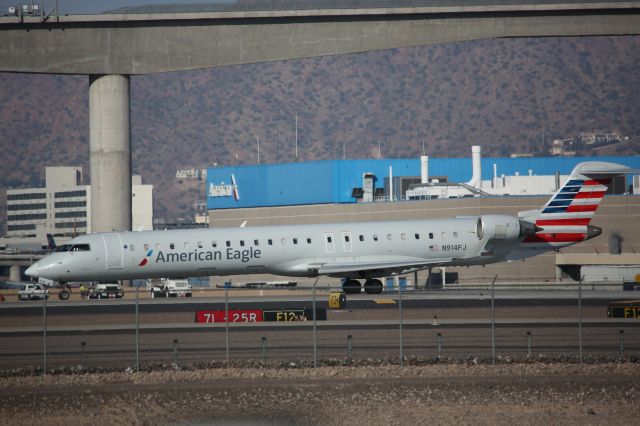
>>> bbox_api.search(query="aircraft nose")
[25,263,39,277]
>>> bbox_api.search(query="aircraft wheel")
[364,279,383,295]
[58,290,70,300]
[342,279,362,295]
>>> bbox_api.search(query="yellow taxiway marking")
[374,299,396,304]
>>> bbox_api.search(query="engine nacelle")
[479,215,537,241]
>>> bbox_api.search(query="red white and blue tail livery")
[509,161,631,258]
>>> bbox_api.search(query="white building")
[406,147,573,199]
[3,167,153,250]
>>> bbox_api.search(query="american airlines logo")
[138,249,154,266]
[208,174,240,200]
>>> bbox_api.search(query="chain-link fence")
[0,279,638,372]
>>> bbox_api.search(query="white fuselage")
[26,216,538,283]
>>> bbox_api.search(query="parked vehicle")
[18,283,49,300]
[88,282,124,299]
[148,278,192,298]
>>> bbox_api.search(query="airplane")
[25,161,632,294]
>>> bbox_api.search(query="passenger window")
[307,238,312,244]
[415,233,420,240]
[344,235,350,242]
[373,235,378,241]
[226,241,231,247]
[359,235,364,242]
[401,233,407,240]
[240,240,245,247]
[429,233,434,239]
[197,242,203,248]
[327,236,332,243]
[387,234,392,241]
[281,238,286,246]
[212,241,217,248]
[170,243,175,250]
[254,239,259,246]
[293,238,298,245]
[268,239,273,245]
[453,232,458,238]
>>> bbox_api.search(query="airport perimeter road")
[1,290,638,370]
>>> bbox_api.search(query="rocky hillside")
[1,36,639,229]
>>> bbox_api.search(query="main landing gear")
[342,279,383,295]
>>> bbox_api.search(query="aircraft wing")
[313,257,453,277]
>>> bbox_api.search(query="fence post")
[437,332,442,359]
[399,280,403,367]
[135,284,140,372]
[81,341,86,366]
[42,292,47,375]
[261,337,267,363]
[173,339,178,364]
[578,277,583,363]
[347,334,352,361]
[527,331,532,358]
[490,275,497,365]
[225,286,230,368]
[619,329,625,357]
[312,278,319,368]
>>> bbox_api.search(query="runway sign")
[607,300,640,319]
[196,309,263,323]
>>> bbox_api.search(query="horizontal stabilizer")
[572,162,638,177]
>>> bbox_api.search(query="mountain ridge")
[1,36,639,230]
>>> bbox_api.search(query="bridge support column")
[9,264,20,282]
[89,74,132,233]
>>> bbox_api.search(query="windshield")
[53,244,91,252]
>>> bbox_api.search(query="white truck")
[18,283,50,301]
[148,278,192,298]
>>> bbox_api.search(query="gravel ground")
[1,363,639,425]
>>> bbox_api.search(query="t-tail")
[517,161,632,248]
[46,233,57,252]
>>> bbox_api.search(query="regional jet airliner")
[26,162,631,294]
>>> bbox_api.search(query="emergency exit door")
[102,233,123,269]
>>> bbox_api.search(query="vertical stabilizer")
[520,162,629,245]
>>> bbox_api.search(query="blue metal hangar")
[207,154,639,210]
[206,152,640,284]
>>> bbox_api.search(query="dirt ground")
[1,363,639,425]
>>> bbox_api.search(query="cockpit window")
[54,243,90,252]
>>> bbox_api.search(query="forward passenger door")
[102,233,123,269]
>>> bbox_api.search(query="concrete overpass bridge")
[0,254,44,282]
[1,1,639,233]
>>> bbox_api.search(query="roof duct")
[420,155,429,184]
[466,145,482,189]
